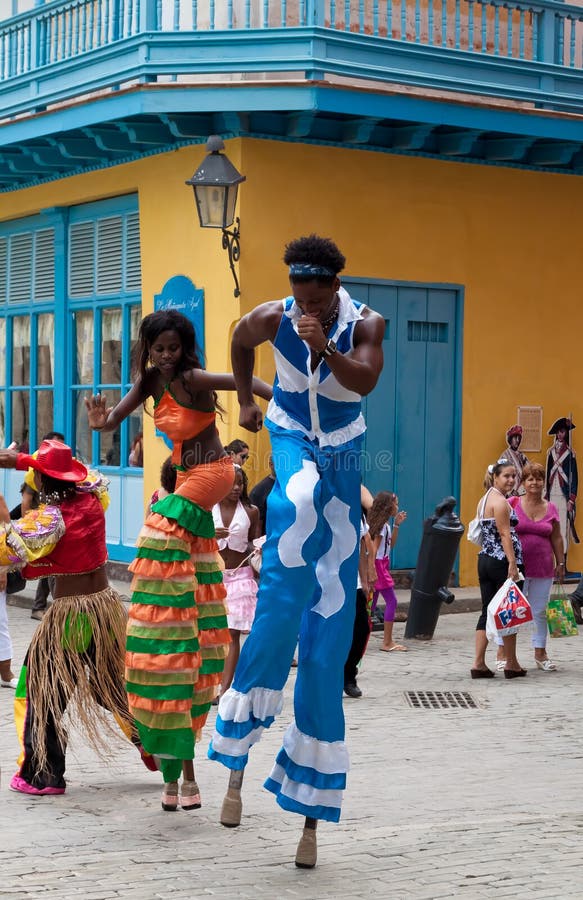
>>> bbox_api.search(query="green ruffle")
[196,571,223,585]
[197,614,229,630]
[199,658,225,675]
[126,681,194,701]
[135,546,190,562]
[151,494,215,538]
[134,721,194,761]
[126,636,199,655]
[130,589,194,609]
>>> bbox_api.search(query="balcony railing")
[1,0,583,118]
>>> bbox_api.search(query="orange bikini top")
[154,388,216,465]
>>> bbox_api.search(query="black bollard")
[404,497,465,641]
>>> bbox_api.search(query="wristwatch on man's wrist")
[319,339,337,359]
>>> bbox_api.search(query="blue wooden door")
[342,280,462,571]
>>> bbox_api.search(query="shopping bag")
[547,589,578,638]
[486,578,532,641]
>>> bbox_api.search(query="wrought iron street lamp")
[186,135,246,297]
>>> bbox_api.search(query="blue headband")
[289,264,336,277]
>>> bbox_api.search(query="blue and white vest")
[265,286,366,449]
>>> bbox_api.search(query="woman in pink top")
[496,462,565,671]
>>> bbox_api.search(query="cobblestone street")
[2,601,583,899]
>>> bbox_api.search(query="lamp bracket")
[222,217,241,298]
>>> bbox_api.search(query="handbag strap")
[478,488,493,522]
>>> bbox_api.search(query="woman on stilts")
[85,309,271,811]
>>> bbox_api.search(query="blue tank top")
[265,287,366,449]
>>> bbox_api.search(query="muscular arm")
[231,302,282,431]
[302,307,385,396]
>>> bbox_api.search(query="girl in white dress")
[213,466,261,695]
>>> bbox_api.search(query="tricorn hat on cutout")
[548,417,575,436]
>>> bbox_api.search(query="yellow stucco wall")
[4,137,583,582]
[235,139,583,583]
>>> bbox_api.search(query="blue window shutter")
[125,212,141,292]
[97,216,123,295]
[33,229,55,302]
[69,221,95,298]
[9,233,33,303]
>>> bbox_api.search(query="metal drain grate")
[405,690,479,709]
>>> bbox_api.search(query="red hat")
[506,425,522,439]
[19,439,87,483]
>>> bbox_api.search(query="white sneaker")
[0,677,18,689]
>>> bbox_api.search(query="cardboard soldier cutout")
[545,417,579,556]
[503,425,529,495]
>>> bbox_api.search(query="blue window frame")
[0,212,62,451]
[0,195,142,468]
[67,196,142,472]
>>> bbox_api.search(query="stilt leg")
[180,759,201,811]
[161,780,179,812]
[220,768,244,827]
[295,816,318,869]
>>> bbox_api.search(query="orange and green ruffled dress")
[125,389,234,783]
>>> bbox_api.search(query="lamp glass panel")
[225,187,238,229]
[195,185,227,228]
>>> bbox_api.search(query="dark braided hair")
[133,309,224,416]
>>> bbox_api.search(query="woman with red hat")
[0,439,151,795]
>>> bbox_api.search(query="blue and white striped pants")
[208,423,362,822]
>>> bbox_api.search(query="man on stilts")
[208,234,384,867]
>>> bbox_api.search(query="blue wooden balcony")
[1,0,583,189]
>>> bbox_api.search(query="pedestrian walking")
[472,458,526,679]
[368,491,408,652]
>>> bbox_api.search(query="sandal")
[495,659,506,671]
[161,781,179,811]
[180,779,201,811]
[535,658,557,672]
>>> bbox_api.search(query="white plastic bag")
[486,578,532,642]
